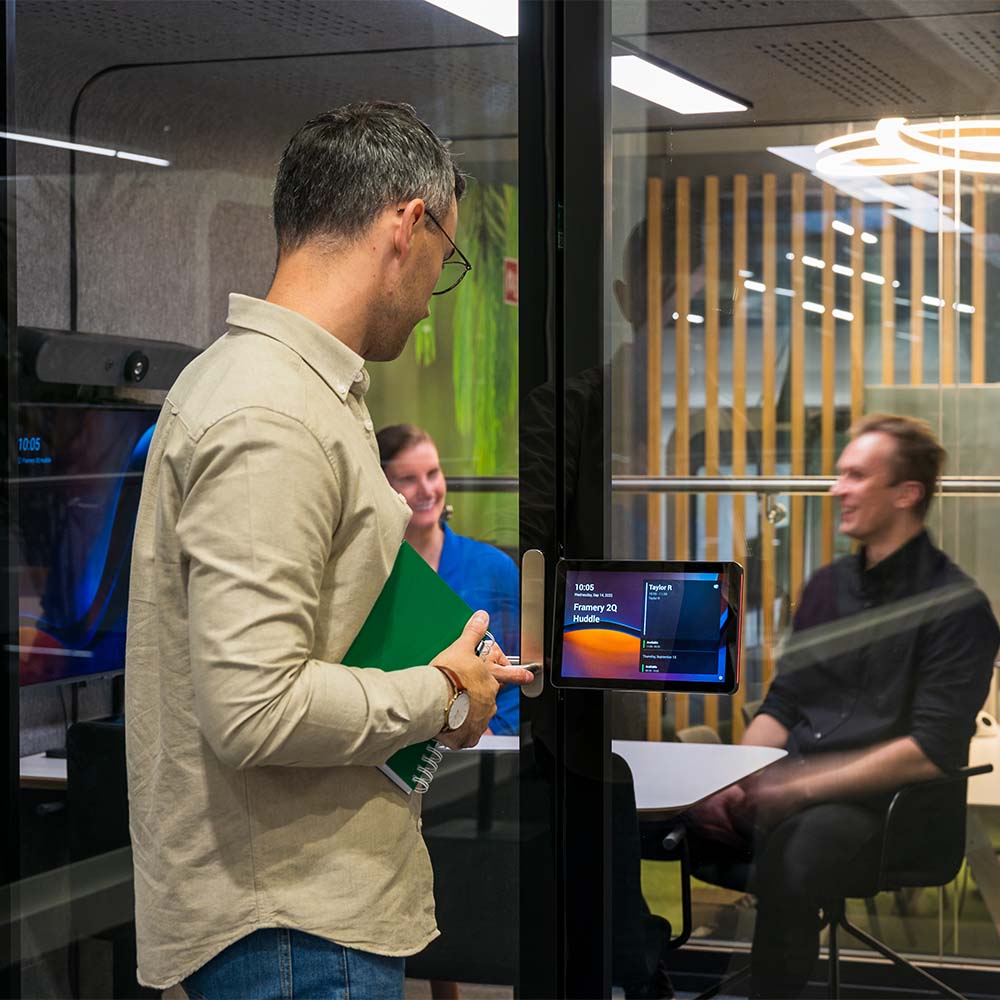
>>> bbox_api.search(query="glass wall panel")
[9,2,517,997]
[608,0,1000,993]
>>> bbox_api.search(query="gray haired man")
[126,102,532,999]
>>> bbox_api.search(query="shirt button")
[363,419,374,432]
[353,371,364,383]
[815,732,823,740]
[336,383,348,395]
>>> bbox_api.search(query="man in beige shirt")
[125,101,532,999]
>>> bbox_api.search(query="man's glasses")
[424,208,472,295]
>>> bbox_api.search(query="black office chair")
[647,763,992,1000]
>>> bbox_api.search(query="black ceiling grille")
[941,27,1000,83]
[754,37,927,107]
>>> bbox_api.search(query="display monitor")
[552,559,743,694]
[15,403,159,686]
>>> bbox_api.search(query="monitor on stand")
[15,403,159,697]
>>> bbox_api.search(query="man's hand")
[742,766,808,830]
[687,783,750,849]
[432,611,533,750]
[480,636,535,687]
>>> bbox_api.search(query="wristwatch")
[434,665,471,733]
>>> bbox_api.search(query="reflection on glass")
[609,0,1000,985]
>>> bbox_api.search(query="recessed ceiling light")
[0,130,169,166]
[422,0,517,36]
[611,55,747,115]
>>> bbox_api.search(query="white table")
[466,736,786,815]
[19,751,68,790]
[613,740,787,816]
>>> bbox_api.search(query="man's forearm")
[788,736,942,806]
[741,712,790,749]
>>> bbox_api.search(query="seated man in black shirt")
[687,412,1000,998]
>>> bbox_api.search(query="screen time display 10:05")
[561,569,731,683]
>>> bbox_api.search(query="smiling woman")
[377,422,521,736]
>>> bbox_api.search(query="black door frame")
[518,2,613,996]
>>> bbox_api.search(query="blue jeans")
[182,928,405,1000]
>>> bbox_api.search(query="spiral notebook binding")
[412,741,445,794]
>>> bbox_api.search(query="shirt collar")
[856,529,932,596]
[225,293,370,403]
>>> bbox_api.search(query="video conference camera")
[19,326,199,391]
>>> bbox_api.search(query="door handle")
[520,548,545,698]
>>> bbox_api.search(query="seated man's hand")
[687,783,750,849]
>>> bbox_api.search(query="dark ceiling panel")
[615,0,1000,35]
[613,9,1000,130]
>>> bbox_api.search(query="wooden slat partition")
[674,177,691,734]
[704,175,720,732]
[973,175,986,384]
[910,177,925,385]
[881,205,896,385]
[940,172,956,385]
[790,174,806,614]
[761,174,777,688]
[645,177,664,742]
[731,174,748,741]
[821,184,836,564]
[850,200,865,422]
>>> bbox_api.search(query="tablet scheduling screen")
[561,569,732,684]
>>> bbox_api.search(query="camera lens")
[124,351,149,383]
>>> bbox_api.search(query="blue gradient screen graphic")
[16,405,158,685]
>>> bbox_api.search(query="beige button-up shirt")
[125,294,450,989]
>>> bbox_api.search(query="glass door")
[596,0,1000,997]
[5,2,526,998]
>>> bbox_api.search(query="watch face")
[448,691,471,730]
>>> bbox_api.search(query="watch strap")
[433,665,466,733]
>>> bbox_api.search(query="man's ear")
[393,198,425,261]
[896,479,924,512]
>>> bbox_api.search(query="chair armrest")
[877,764,992,888]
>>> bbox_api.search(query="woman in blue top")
[377,424,520,735]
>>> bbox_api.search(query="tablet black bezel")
[550,558,743,694]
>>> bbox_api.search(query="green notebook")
[343,542,474,794]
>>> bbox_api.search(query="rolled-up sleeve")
[176,407,448,770]
[909,583,1000,772]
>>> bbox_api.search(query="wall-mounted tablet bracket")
[520,549,545,699]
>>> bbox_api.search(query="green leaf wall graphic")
[451,182,519,474]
